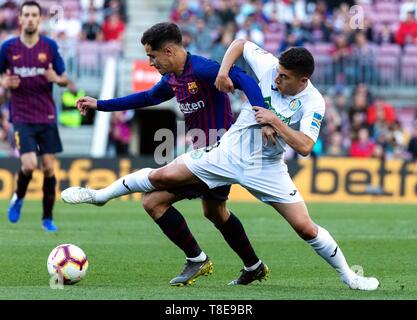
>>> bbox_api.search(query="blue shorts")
[13,123,63,155]
[168,184,231,202]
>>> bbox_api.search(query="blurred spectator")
[102,12,125,42]
[407,121,417,160]
[188,18,213,56]
[304,12,331,43]
[81,0,105,11]
[375,23,395,45]
[325,131,347,156]
[211,26,235,63]
[329,33,354,84]
[367,97,396,126]
[110,110,134,156]
[278,32,304,53]
[400,0,417,22]
[81,9,103,41]
[181,30,198,53]
[349,127,376,158]
[235,15,264,46]
[215,0,238,26]
[395,10,417,46]
[53,8,82,42]
[59,81,86,128]
[351,31,377,83]
[104,0,127,22]
[171,0,195,23]
[0,0,18,31]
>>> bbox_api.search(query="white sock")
[95,168,155,203]
[307,226,356,283]
[187,251,207,263]
[244,260,262,272]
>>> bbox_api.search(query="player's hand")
[76,96,97,116]
[261,125,277,145]
[253,106,277,125]
[2,69,20,89]
[215,73,235,93]
[43,63,60,83]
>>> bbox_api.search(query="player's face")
[275,65,308,96]
[144,44,175,75]
[19,5,41,35]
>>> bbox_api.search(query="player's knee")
[42,165,55,177]
[22,163,36,174]
[202,202,229,225]
[297,223,318,241]
[142,193,169,219]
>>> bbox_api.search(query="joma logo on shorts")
[179,100,205,114]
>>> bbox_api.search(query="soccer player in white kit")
[62,40,379,291]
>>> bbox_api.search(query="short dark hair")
[140,22,182,51]
[20,1,42,15]
[279,47,315,78]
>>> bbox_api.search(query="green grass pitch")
[0,200,416,300]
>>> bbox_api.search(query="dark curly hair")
[141,22,182,51]
[279,47,315,78]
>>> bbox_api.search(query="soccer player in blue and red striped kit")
[76,22,272,286]
[0,1,68,232]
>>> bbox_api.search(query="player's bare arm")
[253,106,314,156]
[214,39,246,93]
[1,69,21,89]
[76,96,97,116]
[43,63,68,87]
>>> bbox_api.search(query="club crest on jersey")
[288,99,302,112]
[187,82,198,94]
[38,53,47,63]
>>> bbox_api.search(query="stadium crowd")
[171,0,417,160]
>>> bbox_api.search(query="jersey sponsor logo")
[289,99,302,112]
[13,66,45,78]
[179,100,205,114]
[264,96,291,125]
[38,53,47,63]
[12,54,21,61]
[187,81,199,94]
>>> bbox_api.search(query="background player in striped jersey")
[74,22,270,286]
[0,1,68,232]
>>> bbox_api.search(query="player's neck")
[173,48,188,77]
[20,33,40,48]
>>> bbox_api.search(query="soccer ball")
[47,244,89,285]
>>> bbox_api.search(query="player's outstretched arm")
[77,96,97,116]
[215,39,246,93]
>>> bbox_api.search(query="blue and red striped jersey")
[98,53,266,148]
[0,36,65,124]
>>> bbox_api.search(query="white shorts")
[182,144,304,204]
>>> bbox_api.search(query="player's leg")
[61,157,201,205]
[8,124,39,223]
[200,187,268,285]
[8,152,37,223]
[142,191,213,286]
[37,124,63,232]
[40,153,58,232]
[270,201,379,291]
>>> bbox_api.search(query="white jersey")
[219,41,326,161]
